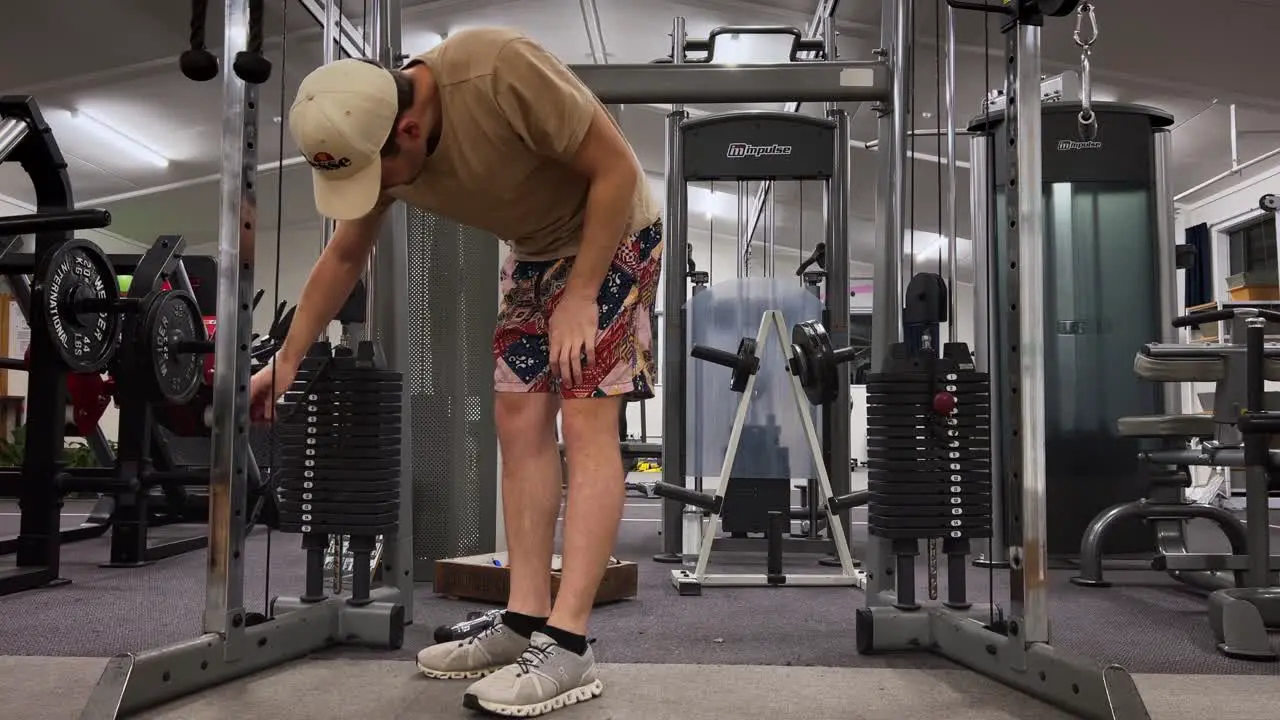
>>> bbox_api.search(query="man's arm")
[274,198,392,369]
[492,37,642,300]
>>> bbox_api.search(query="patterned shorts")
[493,222,663,400]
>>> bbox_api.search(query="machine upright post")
[1011,20,1050,647]
[205,0,258,657]
[657,16,688,563]
[319,0,337,254]
[867,0,909,603]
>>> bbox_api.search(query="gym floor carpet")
[1,491,1278,719]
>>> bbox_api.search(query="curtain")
[1184,222,1212,308]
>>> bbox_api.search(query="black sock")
[502,611,547,639]
[541,625,589,655]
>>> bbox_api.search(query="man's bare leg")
[494,391,563,621]
[546,395,625,636]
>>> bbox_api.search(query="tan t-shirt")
[387,28,661,261]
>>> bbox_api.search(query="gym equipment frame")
[653,311,864,594]
[856,2,1152,719]
[581,17,868,568]
[78,1,413,717]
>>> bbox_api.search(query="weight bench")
[1073,342,1280,590]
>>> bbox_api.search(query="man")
[250,27,661,718]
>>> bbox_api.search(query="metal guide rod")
[866,0,908,601]
[297,0,372,59]
[736,181,748,277]
[828,105,853,542]
[944,2,958,343]
[569,60,888,105]
[968,132,1006,567]
[1013,21,1050,645]
[205,0,258,653]
[1153,130,1181,414]
[320,0,338,251]
[766,181,776,277]
[0,117,29,166]
[657,16,688,561]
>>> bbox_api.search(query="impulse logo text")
[1057,139,1102,151]
[727,143,793,158]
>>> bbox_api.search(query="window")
[1227,214,1278,275]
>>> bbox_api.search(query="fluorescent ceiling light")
[709,33,796,65]
[405,30,443,53]
[69,109,169,168]
[909,231,969,258]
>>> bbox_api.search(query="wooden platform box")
[434,552,638,606]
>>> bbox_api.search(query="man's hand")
[249,358,300,422]
[549,294,599,387]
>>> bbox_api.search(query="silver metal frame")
[671,311,863,594]
[77,2,410,717]
[856,4,1152,719]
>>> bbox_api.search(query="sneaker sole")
[462,678,604,717]
[417,662,504,680]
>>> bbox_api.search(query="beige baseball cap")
[289,59,398,220]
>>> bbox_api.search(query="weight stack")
[865,342,992,542]
[274,340,403,538]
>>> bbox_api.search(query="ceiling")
[1,0,1278,279]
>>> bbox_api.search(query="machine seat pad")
[1132,354,1223,382]
[1117,414,1217,438]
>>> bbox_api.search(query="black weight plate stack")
[865,342,992,541]
[275,340,402,536]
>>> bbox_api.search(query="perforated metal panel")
[406,209,499,575]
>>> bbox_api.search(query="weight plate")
[867,471,990,484]
[791,320,839,406]
[867,404,989,416]
[37,239,122,372]
[275,428,401,443]
[864,459,989,473]
[274,423,402,438]
[870,515,991,530]
[868,415,989,428]
[290,379,403,393]
[868,492,991,506]
[866,448,991,461]
[867,426,987,440]
[280,392,403,406]
[277,478,401,494]
[140,289,205,405]
[271,467,401,482]
[277,521,398,536]
[294,369,402,383]
[277,457,401,471]
[869,526,991,540]
[867,370,987,384]
[278,499,399,515]
[278,510,400,526]
[867,477,990,490]
[866,393,990,405]
[279,488,400,504]
[866,381,990,394]
[868,503,992,518]
[867,437,989,450]
[277,443,401,458]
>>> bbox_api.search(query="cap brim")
[312,160,382,221]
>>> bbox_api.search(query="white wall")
[0,193,152,445]
[1171,164,1280,504]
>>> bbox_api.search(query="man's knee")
[560,397,624,451]
[495,392,559,453]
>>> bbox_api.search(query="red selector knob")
[933,391,957,416]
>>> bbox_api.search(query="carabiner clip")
[1074,2,1098,49]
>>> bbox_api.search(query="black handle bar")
[691,345,738,368]
[1172,307,1280,328]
